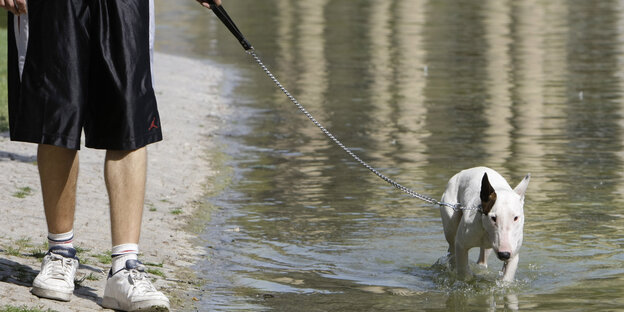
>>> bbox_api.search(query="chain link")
[247,50,474,212]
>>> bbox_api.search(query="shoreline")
[0,52,228,311]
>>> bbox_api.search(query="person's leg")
[96,0,168,309]
[37,144,79,234]
[39,144,77,249]
[104,147,147,247]
[15,0,93,302]
[102,146,169,311]
[32,144,80,302]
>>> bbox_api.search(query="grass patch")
[0,305,57,312]
[15,237,33,249]
[29,249,46,259]
[93,251,112,265]
[2,238,44,258]
[12,187,33,199]
[170,208,183,215]
[28,241,49,259]
[85,272,100,281]
[74,246,90,256]
[144,261,164,268]
[2,238,32,256]
[73,246,91,264]
[5,246,21,256]
[146,267,165,278]
[75,272,100,287]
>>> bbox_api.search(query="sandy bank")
[0,52,227,311]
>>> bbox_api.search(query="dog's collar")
[449,203,484,214]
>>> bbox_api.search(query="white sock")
[111,243,139,273]
[48,230,74,249]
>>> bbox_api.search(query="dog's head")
[480,172,530,262]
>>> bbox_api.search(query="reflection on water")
[154,0,624,310]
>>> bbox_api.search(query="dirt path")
[0,52,227,311]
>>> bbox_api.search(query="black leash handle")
[202,0,253,51]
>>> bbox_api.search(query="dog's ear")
[514,173,531,201]
[480,173,497,214]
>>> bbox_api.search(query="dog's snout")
[497,251,511,260]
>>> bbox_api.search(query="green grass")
[148,203,157,212]
[93,251,112,265]
[15,237,33,249]
[144,261,164,268]
[2,237,35,256]
[29,249,46,259]
[170,208,183,215]
[146,267,165,278]
[12,186,33,198]
[84,272,100,281]
[28,240,49,259]
[0,305,57,312]
[144,261,165,278]
[74,271,100,288]
[5,246,20,256]
[0,12,8,132]
[74,245,90,256]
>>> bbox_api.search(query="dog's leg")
[455,243,472,281]
[477,247,491,268]
[501,254,519,282]
[505,294,519,311]
[440,194,461,268]
[442,215,459,268]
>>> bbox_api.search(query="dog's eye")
[514,216,519,222]
[491,216,497,222]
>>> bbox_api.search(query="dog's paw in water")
[433,254,450,268]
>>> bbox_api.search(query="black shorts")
[7,0,162,150]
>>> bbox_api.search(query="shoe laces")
[45,253,75,281]
[127,267,158,294]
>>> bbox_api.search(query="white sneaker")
[101,259,170,311]
[31,246,79,301]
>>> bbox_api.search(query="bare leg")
[102,147,171,310]
[38,145,79,234]
[105,148,147,246]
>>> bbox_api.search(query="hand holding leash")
[0,0,27,15]
[199,0,253,51]
[197,0,220,9]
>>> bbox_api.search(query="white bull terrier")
[439,167,530,282]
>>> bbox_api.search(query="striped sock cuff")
[111,243,139,258]
[48,230,74,248]
[111,243,140,273]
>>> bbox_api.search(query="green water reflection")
[155,0,624,310]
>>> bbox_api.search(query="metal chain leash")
[201,1,477,212]
[247,50,470,211]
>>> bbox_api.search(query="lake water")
[155,0,624,310]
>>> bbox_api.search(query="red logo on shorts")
[149,117,159,131]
